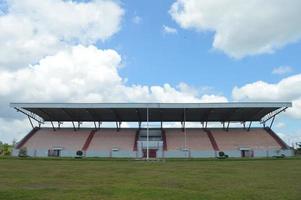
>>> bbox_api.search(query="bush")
[0,143,12,156]
[75,150,84,158]
[217,151,229,159]
[218,151,225,157]
[76,150,83,156]
[18,147,27,157]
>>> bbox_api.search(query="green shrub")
[18,147,27,157]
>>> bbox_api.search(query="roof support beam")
[51,121,56,131]
[72,121,76,131]
[270,116,276,129]
[27,116,34,129]
[261,107,288,124]
[226,121,230,132]
[116,121,121,132]
[247,121,252,132]
[14,107,44,124]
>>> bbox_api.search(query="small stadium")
[1,1,301,200]
[1,102,300,199]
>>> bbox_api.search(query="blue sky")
[101,0,301,95]
[0,0,301,144]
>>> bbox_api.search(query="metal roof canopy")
[10,102,291,124]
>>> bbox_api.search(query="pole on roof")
[27,116,34,129]
[146,107,149,160]
[184,108,187,151]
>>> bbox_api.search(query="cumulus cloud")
[272,66,293,75]
[0,118,30,144]
[232,73,301,119]
[169,0,301,58]
[0,45,227,142]
[0,0,123,69]
[0,45,226,103]
[163,25,178,34]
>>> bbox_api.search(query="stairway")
[204,128,219,151]
[82,129,97,151]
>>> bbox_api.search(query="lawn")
[0,157,300,200]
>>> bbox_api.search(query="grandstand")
[10,102,294,158]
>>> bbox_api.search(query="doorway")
[241,150,253,158]
[48,149,61,157]
[143,149,157,158]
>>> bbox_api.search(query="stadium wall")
[12,128,294,158]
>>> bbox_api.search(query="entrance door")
[48,149,61,157]
[143,149,157,158]
[241,150,253,158]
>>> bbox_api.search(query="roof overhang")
[10,102,292,123]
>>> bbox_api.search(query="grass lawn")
[0,157,300,200]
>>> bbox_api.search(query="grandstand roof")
[10,102,291,123]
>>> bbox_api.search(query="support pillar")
[146,107,149,160]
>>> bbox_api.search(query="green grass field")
[0,157,301,200]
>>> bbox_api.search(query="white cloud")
[0,45,228,142]
[0,45,226,103]
[163,25,178,34]
[275,122,286,129]
[277,131,301,147]
[232,73,301,119]
[0,0,123,69]
[132,16,142,24]
[0,118,31,144]
[169,0,301,58]
[272,66,293,75]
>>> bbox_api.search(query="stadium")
[2,1,301,199]
[11,102,293,159]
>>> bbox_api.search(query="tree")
[2,144,11,156]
